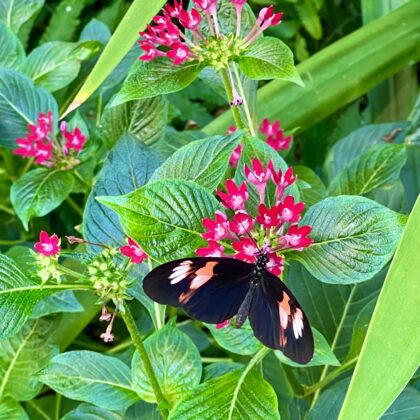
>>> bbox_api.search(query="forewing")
[249,271,314,364]
[143,257,252,324]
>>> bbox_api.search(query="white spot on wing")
[292,308,304,339]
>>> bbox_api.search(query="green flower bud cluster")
[195,35,245,70]
[87,248,129,302]
[35,253,61,284]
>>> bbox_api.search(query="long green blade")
[62,0,166,117]
[338,196,420,419]
[204,0,420,134]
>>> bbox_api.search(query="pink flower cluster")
[14,111,86,168]
[138,0,283,65]
[197,158,313,276]
[228,118,293,167]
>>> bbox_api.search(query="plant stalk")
[121,302,170,419]
[219,69,244,130]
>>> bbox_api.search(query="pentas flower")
[197,159,313,279]
[34,231,61,257]
[14,111,87,169]
[120,237,148,264]
[260,118,293,151]
[138,1,284,102]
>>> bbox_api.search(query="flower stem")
[219,69,244,130]
[121,302,170,419]
[232,63,256,137]
[57,265,85,280]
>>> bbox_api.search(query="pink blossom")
[202,211,229,241]
[167,42,190,65]
[229,211,254,236]
[139,42,164,61]
[14,137,35,158]
[228,144,243,168]
[33,141,53,164]
[257,5,283,28]
[232,237,258,263]
[272,167,297,201]
[165,0,184,18]
[231,0,247,6]
[99,305,112,322]
[120,237,148,264]
[62,127,86,152]
[100,331,114,343]
[226,125,237,135]
[217,179,249,211]
[179,8,202,30]
[260,118,292,151]
[244,158,272,187]
[260,118,280,138]
[196,241,225,257]
[216,319,231,329]
[277,195,304,223]
[27,111,53,141]
[194,0,217,13]
[34,231,61,257]
[256,203,280,229]
[283,225,313,251]
[266,253,284,276]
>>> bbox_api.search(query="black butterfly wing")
[249,271,314,364]
[143,257,253,324]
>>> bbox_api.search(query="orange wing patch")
[179,261,218,304]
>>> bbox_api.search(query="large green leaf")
[339,196,420,419]
[294,165,326,207]
[328,143,407,196]
[203,2,420,134]
[131,322,201,405]
[0,68,58,149]
[61,403,122,420]
[0,254,90,339]
[64,0,166,115]
[287,262,385,362]
[292,196,405,284]
[100,96,168,148]
[0,399,28,420]
[111,59,205,106]
[22,41,101,92]
[0,318,58,401]
[324,122,407,183]
[151,132,242,190]
[10,168,75,230]
[310,377,420,420]
[169,369,279,420]
[0,0,43,33]
[38,351,138,411]
[97,179,220,262]
[238,37,302,85]
[0,21,25,68]
[84,133,163,248]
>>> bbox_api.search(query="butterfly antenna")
[217,196,260,251]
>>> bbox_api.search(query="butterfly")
[143,250,314,364]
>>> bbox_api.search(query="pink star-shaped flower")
[120,237,148,264]
[217,179,249,211]
[34,231,61,257]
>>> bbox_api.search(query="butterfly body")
[143,252,314,364]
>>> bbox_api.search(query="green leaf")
[0,68,58,149]
[0,0,43,33]
[84,133,163,248]
[0,255,47,339]
[132,322,201,404]
[61,403,122,420]
[0,21,25,68]
[31,291,83,318]
[112,59,205,106]
[125,401,161,420]
[204,3,420,136]
[206,321,262,356]
[287,262,384,362]
[294,165,326,207]
[328,144,407,196]
[203,363,244,381]
[151,132,242,190]
[10,168,75,230]
[38,351,138,411]
[296,0,322,40]
[274,328,340,368]
[65,0,167,115]
[0,318,58,401]
[169,369,279,420]
[324,123,407,183]
[339,196,420,419]
[0,399,28,420]
[310,378,420,420]
[292,196,406,284]
[100,96,168,148]
[97,179,220,262]
[22,40,101,92]
[238,37,302,85]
